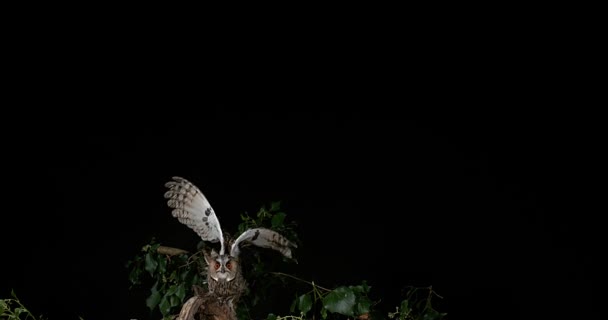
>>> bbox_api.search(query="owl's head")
[204,248,240,282]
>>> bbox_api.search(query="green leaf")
[128,264,142,285]
[146,281,161,310]
[400,299,410,315]
[270,201,281,212]
[179,268,189,282]
[266,313,277,320]
[321,307,328,319]
[350,285,363,293]
[271,212,286,228]
[350,281,371,294]
[166,284,178,296]
[0,301,5,314]
[355,297,372,314]
[170,294,180,307]
[197,240,206,250]
[10,289,17,299]
[176,283,186,302]
[322,286,356,316]
[169,270,177,281]
[290,296,297,313]
[253,261,265,274]
[362,280,370,292]
[158,254,167,275]
[296,293,313,314]
[192,274,201,287]
[257,207,267,218]
[252,294,260,307]
[145,252,158,276]
[159,294,171,316]
[422,309,446,320]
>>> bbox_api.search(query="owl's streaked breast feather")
[164,176,225,253]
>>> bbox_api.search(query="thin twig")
[269,272,332,292]
[429,286,444,299]
[179,250,204,268]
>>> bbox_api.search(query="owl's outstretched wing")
[164,176,226,254]
[230,228,297,260]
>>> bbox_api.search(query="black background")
[2,111,602,319]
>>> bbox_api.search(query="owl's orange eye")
[214,261,220,270]
[225,261,232,270]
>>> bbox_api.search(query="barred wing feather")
[230,228,297,259]
[164,176,226,254]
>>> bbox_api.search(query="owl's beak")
[215,271,234,281]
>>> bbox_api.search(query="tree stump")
[176,286,237,320]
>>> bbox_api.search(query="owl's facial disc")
[212,256,237,281]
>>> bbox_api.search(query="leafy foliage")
[237,200,299,246]
[280,279,374,319]
[387,287,447,320]
[127,201,447,319]
[125,239,203,319]
[126,200,300,319]
[0,290,45,320]
[234,201,301,318]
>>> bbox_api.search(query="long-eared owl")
[163,176,297,316]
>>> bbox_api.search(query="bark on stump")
[176,286,236,320]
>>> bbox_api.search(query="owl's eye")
[214,261,220,270]
[225,261,232,270]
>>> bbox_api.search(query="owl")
[163,176,297,316]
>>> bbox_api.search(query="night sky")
[2,112,601,319]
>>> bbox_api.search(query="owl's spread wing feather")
[230,228,297,259]
[164,176,226,254]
